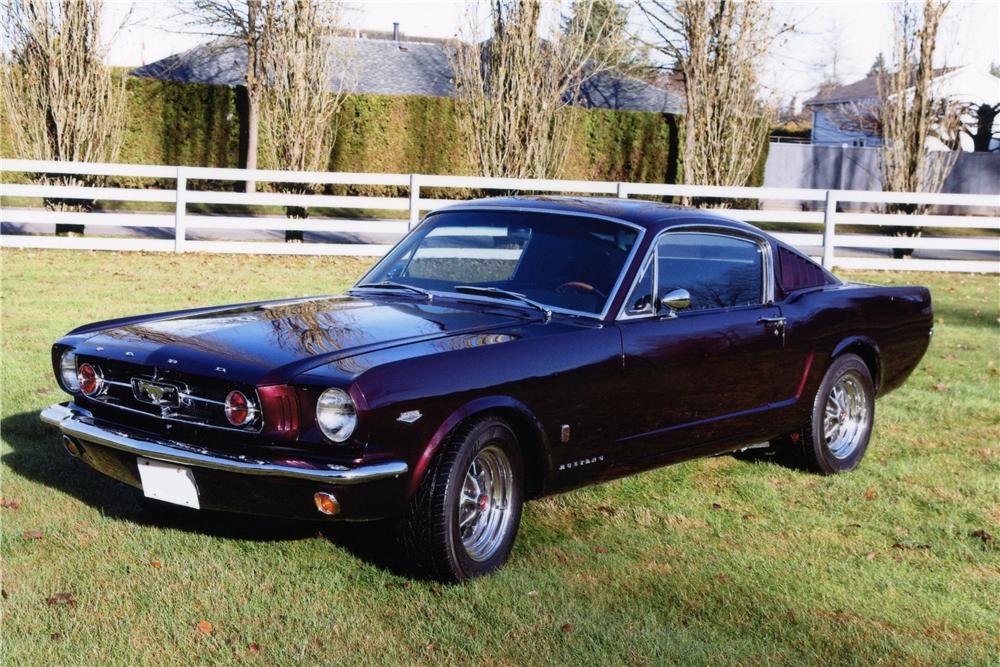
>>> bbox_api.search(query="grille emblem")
[131,378,180,409]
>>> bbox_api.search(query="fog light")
[314,491,340,515]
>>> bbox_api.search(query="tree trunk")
[245,96,259,193]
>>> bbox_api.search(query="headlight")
[316,388,357,443]
[59,350,79,392]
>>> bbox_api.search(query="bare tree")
[451,0,623,179]
[562,0,649,76]
[1,0,128,233]
[879,0,957,256]
[260,0,350,241]
[179,0,267,191]
[880,0,955,195]
[640,1,781,193]
[812,19,849,94]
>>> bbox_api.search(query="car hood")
[70,294,533,385]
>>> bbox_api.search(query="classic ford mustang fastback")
[42,197,932,581]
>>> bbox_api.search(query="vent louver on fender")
[257,385,301,440]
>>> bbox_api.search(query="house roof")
[130,36,683,114]
[804,66,961,106]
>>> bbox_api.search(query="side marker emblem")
[397,410,422,424]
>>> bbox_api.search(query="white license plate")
[137,457,200,509]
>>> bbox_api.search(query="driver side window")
[623,230,765,316]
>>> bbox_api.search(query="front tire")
[397,415,524,583]
[801,353,875,474]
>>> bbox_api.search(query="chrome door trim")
[616,223,776,322]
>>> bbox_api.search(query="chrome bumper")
[40,403,408,485]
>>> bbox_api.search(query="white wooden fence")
[2,159,998,273]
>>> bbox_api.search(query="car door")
[615,228,799,464]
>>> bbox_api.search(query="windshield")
[358,210,641,316]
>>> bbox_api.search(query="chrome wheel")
[823,371,868,459]
[458,444,514,562]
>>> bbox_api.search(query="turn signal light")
[77,363,103,396]
[224,390,254,426]
[314,492,340,516]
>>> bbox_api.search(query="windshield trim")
[354,205,647,321]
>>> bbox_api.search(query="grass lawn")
[2,249,997,665]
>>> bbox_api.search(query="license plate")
[137,457,200,509]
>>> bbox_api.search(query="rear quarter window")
[778,246,831,293]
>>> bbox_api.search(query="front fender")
[405,395,550,498]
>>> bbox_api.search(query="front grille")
[76,355,260,433]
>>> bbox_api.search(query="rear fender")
[831,335,882,391]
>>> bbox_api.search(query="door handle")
[758,316,786,344]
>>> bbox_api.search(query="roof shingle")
[131,36,683,114]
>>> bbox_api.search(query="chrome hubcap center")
[458,445,514,562]
[823,371,869,459]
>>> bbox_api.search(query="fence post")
[616,182,628,199]
[408,174,420,230]
[174,166,187,253]
[821,190,837,269]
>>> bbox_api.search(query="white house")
[804,65,1000,150]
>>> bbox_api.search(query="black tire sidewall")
[808,354,875,474]
[441,418,524,580]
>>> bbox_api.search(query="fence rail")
[2,159,998,273]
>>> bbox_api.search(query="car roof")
[439,195,765,236]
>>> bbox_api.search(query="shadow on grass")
[730,438,811,470]
[1,410,408,576]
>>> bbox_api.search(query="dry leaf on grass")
[46,592,75,607]
[971,529,993,544]
[195,620,213,634]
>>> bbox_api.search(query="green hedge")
[98,77,688,185]
[14,76,793,190]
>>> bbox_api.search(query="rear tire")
[397,415,524,583]
[800,353,875,474]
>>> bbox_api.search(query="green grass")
[2,249,998,665]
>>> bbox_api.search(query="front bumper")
[40,403,410,520]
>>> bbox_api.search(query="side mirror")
[660,288,691,317]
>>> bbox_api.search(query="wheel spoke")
[458,445,514,562]
[823,372,870,459]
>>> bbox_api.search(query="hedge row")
[4,75,768,188]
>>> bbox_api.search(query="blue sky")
[105,0,1000,103]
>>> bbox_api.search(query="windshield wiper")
[351,281,432,301]
[453,286,551,319]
